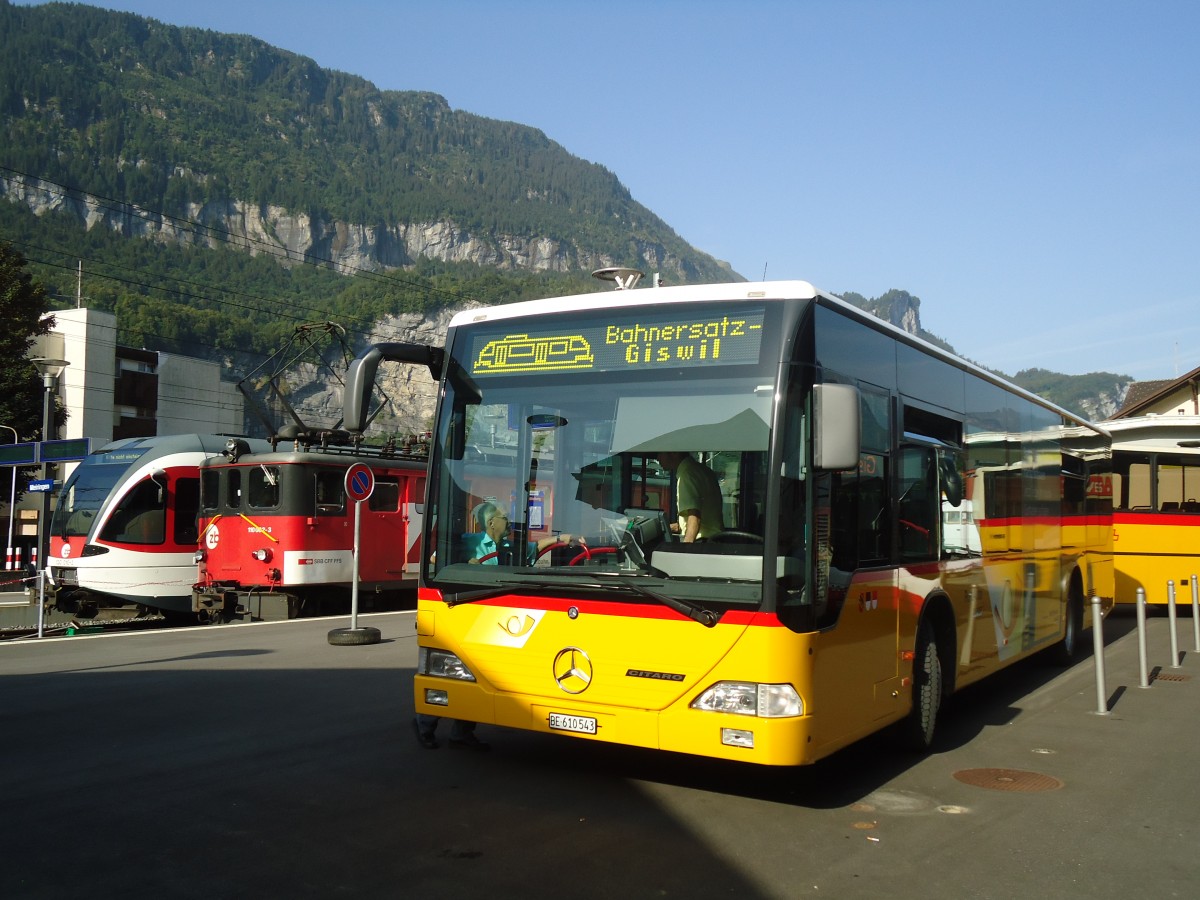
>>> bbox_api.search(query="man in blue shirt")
[462,500,580,564]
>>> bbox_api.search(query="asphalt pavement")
[1,608,1197,899]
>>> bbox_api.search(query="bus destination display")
[467,306,767,377]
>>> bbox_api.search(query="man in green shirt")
[655,451,724,542]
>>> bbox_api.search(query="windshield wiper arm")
[444,582,556,607]
[602,578,719,628]
[444,575,718,627]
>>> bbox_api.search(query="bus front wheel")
[900,620,942,751]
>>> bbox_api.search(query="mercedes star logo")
[552,647,593,694]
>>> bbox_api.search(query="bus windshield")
[426,313,779,610]
[51,446,151,538]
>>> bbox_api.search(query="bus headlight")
[690,682,803,718]
[417,647,476,682]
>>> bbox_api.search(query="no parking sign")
[344,462,375,502]
[338,462,375,638]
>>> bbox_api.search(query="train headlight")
[193,549,206,564]
[251,548,273,562]
[417,647,476,681]
[690,682,803,718]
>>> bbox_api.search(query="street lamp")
[1,424,16,571]
[31,358,69,574]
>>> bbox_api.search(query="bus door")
[806,389,901,743]
[805,466,900,751]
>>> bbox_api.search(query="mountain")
[0,1,1127,424]
[1008,368,1131,421]
[0,1,737,286]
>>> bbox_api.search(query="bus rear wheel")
[900,620,942,751]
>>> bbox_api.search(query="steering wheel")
[534,541,560,561]
[569,546,616,566]
[707,530,764,544]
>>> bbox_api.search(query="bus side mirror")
[344,342,445,434]
[813,383,860,471]
[940,456,964,507]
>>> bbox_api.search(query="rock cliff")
[1,174,729,282]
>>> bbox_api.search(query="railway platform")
[1,609,1198,899]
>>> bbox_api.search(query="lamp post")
[31,359,69,575]
[1,424,15,571]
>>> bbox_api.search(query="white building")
[35,307,244,441]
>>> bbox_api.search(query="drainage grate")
[1152,672,1191,683]
[953,768,1064,792]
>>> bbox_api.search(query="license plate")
[548,712,597,734]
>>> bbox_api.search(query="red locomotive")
[192,429,427,622]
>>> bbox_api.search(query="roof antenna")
[762,262,768,281]
[591,267,644,290]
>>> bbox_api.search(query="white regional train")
[45,434,271,617]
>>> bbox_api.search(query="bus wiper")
[444,582,557,607]
[601,578,719,628]
[444,575,718,627]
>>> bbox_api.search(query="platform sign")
[0,442,37,467]
[27,479,56,493]
[39,438,92,463]
[345,462,375,503]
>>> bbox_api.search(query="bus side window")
[897,446,938,562]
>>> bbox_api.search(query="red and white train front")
[47,435,264,615]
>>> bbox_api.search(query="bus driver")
[463,501,581,563]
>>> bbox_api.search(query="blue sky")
[24,1,1200,381]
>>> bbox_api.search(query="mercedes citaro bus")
[345,279,1112,765]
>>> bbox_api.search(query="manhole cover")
[953,768,1063,792]
[1152,672,1191,683]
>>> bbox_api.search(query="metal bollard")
[1168,580,1180,668]
[1191,575,1200,653]
[1091,595,1109,715]
[1137,587,1150,688]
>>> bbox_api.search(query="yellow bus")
[346,280,1113,765]
[1104,415,1200,604]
